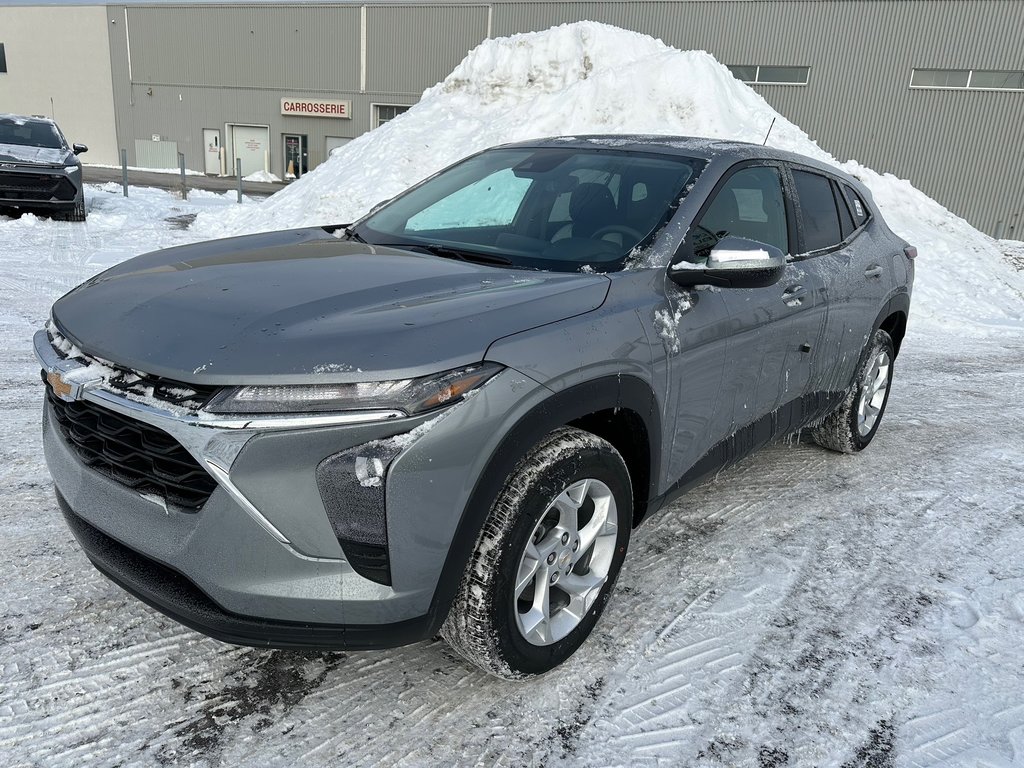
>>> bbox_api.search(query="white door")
[325,136,351,158]
[202,129,221,175]
[230,125,269,177]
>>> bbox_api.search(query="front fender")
[423,372,662,636]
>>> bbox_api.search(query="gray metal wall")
[105,3,487,177]
[105,1,1024,237]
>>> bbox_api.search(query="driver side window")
[691,166,788,260]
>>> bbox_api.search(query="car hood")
[0,142,69,167]
[51,227,610,384]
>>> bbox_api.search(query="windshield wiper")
[343,226,367,243]
[377,242,513,266]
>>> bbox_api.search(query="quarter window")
[0,43,6,74]
[842,184,870,227]
[792,170,842,252]
[691,166,789,259]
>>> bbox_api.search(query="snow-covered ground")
[2,22,1023,767]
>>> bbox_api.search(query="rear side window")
[842,184,870,228]
[793,170,842,252]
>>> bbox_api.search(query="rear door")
[788,168,885,395]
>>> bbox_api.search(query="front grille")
[104,371,219,412]
[47,390,217,510]
[0,171,76,201]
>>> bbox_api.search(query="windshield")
[0,118,65,149]
[355,147,704,272]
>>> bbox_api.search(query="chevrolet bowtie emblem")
[46,370,76,401]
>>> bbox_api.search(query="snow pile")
[198,21,1023,333]
[242,170,282,183]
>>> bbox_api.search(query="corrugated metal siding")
[366,5,489,94]
[125,4,362,91]
[104,1,1024,235]
[491,0,1024,235]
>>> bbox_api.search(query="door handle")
[782,284,805,306]
[864,265,884,279]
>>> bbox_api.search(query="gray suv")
[35,136,914,678]
[1,113,88,221]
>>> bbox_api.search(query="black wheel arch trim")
[424,373,661,636]
[873,289,911,357]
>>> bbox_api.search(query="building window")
[0,44,7,74]
[910,68,1024,91]
[727,65,810,86]
[373,104,410,129]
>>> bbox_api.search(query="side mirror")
[669,236,786,289]
[72,143,88,155]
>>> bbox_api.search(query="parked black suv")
[0,113,88,221]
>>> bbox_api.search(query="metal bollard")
[178,152,188,201]
[120,149,129,197]
[236,159,243,203]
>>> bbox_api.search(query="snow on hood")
[197,21,1024,334]
[0,142,69,166]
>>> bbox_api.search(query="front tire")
[441,427,632,679]
[813,328,895,453]
[64,196,87,222]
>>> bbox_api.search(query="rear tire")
[441,427,632,679]
[812,328,895,453]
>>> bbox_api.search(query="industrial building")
[2,0,1021,237]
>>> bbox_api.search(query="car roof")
[0,113,59,127]
[498,134,859,186]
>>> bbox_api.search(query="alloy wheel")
[513,478,619,646]
[857,348,891,437]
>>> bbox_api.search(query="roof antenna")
[762,117,776,146]
[50,97,55,121]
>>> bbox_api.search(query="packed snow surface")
[1,21,1023,767]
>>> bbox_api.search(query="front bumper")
[36,329,552,646]
[0,165,81,207]
[57,491,429,649]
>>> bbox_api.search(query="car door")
[676,162,825,451]
[788,168,884,396]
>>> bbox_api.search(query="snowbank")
[197,22,1023,334]
[242,170,282,183]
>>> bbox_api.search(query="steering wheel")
[590,224,645,242]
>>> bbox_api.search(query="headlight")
[204,362,503,415]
